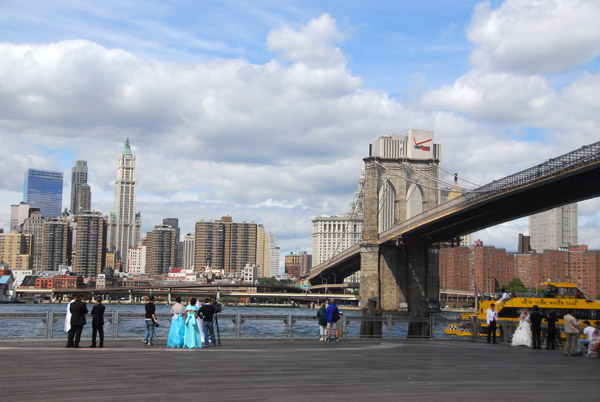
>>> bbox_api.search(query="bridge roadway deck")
[0,338,598,401]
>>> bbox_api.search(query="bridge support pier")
[359,242,440,337]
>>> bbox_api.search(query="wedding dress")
[511,312,532,347]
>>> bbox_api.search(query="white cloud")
[468,0,600,74]
[266,13,347,68]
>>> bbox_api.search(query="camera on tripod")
[213,302,223,313]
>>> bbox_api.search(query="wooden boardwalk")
[0,338,598,401]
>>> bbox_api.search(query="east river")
[0,303,460,340]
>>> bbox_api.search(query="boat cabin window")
[498,308,519,318]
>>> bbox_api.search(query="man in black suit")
[66,293,88,348]
[530,305,544,349]
[90,297,105,348]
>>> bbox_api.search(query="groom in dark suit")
[66,293,88,348]
[530,305,544,350]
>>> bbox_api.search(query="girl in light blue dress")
[167,296,185,348]
[183,298,202,348]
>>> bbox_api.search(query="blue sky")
[1,0,600,265]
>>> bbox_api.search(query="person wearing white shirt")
[486,303,499,344]
[577,321,595,355]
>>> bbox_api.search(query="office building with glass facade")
[23,169,63,219]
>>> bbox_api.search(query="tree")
[505,277,527,293]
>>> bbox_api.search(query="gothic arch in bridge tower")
[406,182,425,220]
[378,179,396,232]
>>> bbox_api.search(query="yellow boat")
[445,282,600,339]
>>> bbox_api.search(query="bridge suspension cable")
[432,163,481,187]
[375,161,491,194]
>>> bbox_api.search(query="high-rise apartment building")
[256,227,280,278]
[41,219,72,271]
[0,232,32,270]
[73,211,107,278]
[195,216,258,275]
[439,243,600,299]
[22,209,44,272]
[76,183,92,214]
[70,160,89,214]
[107,139,142,261]
[23,169,63,219]
[145,225,177,276]
[183,233,195,270]
[162,218,182,268]
[312,173,364,268]
[529,204,578,252]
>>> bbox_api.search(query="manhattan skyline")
[1,0,600,256]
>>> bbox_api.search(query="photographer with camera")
[199,297,219,347]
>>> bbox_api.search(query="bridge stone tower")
[360,130,442,316]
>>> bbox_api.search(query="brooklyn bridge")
[304,131,600,324]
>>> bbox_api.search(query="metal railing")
[0,312,492,341]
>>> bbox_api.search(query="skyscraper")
[70,160,88,214]
[183,233,195,270]
[22,209,44,272]
[195,216,258,275]
[73,211,107,278]
[162,218,182,267]
[529,204,578,252]
[145,225,177,276]
[107,139,142,261]
[23,169,63,218]
[42,219,72,271]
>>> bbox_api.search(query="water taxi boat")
[445,282,600,338]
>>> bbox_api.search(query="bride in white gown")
[511,308,532,347]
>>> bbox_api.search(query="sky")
[1,0,600,267]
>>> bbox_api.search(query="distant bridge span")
[306,141,600,295]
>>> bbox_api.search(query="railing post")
[430,316,434,339]
[111,311,116,339]
[288,314,292,338]
[46,311,50,340]
[236,313,241,338]
[387,315,393,338]
[115,311,120,339]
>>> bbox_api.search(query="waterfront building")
[105,251,116,271]
[183,233,195,270]
[107,139,142,261]
[439,243,600,298]
[127,245,146,275]
[70,160,89,214]
[0,232,32,271]
[23,169,63,219]
[242,263,260,284]
[73,211,107,278]
[21,209,44,272]
[145,225,177,276]
[10,202,31,232]
[194,216,258,275]
[529,204,578,252]
[285,251,312,278]
[312,173,364,268]
[41,219,72,271]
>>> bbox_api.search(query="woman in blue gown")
[167,296,185,348]
[183,298,202,348]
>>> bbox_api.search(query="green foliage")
[505,277,528,293]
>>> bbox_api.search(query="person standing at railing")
[563,310,580,356]
[316,302,327,341]
[167,296,185,348]
[64,295,75,333]
[486,303,498,344]
[544,310,559,350]
[90,297,105,348]
[66,293,88,348]
[143,295,158,346]
[326,299,341,342]
[183,297,202,349]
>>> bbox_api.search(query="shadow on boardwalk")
[0,339,598,401]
